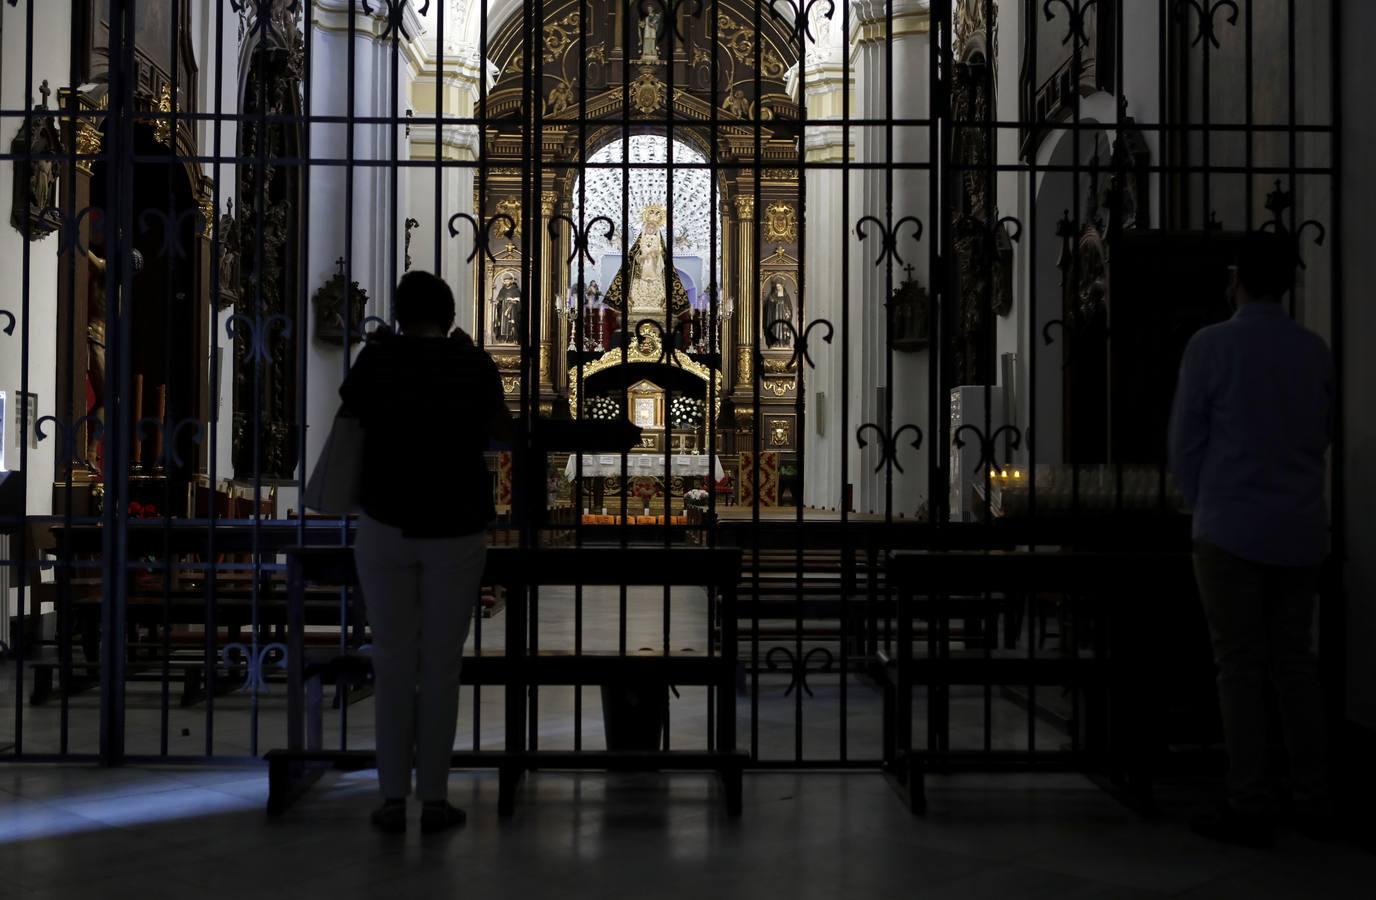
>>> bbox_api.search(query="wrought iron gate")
[0,0,1343,779]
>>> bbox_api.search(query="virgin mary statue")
[602,206,692,322]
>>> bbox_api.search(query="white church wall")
[848,0,932,517]
[300,2,420,486]
[1120,0,1162,227]
[0,1,74,514]
[200,0,241,485]
[799,162,847,510]
[993,0,1022,430]
[405,49,481,334]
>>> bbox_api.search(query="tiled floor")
[0,765,1372,899]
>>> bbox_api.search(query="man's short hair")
[1236,230,1298,301]
[395,271,455,332]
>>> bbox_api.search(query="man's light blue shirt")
[1168,301,1333,567]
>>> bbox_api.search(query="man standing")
[1169,231,1334,848]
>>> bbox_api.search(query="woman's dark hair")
[395,271,456,332]
[1236,231,1298,301]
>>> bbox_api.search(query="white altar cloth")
[563,453,726,480]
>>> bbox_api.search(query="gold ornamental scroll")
[567,322,722,426]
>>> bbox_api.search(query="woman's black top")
[340,333,505,538]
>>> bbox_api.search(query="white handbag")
[302,408,364,514]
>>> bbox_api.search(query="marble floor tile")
[0,766,1370,900]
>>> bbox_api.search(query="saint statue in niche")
[638,9,662,60]
[764,277,794,348]
[492,271,522,344]
[9,81,63,240]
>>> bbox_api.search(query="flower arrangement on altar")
[684,488,709,510]
[127,501,160,519]
[586,395,622,421]
[631,477,658,513]
[669,395,705,429]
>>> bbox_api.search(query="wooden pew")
[880,550,1196,815]
[268,543,747,818]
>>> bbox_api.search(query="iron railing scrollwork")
[222,642,290,694]
[1173,0,1241,50]
[448,212,518,264]
[548,214,616,264]
[226,313,295,365]
[767,0,835,42]
[35,414,105,470]
[856,423,924,474]
[952,423,1024,475]
[1043,0,1098,48]
[764,645,835,698]
[855,215,924,268]
[361,0,434,40]
[133,418,206,471]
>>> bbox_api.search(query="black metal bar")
[100,0,137,767]
[838,0,855,765]
[12,0,36,759]
[1324,0,1346,748]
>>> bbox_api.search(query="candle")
[152,384,166,467]
[130,373,144,468]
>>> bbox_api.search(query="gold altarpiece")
[476,0,808,493]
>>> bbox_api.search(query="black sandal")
[370,798,407,834]
[420,800,467,834]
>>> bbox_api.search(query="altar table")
[563,453,726,481]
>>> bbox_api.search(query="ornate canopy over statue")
[601,206,692,321]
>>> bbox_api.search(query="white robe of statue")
[629,230,667,315]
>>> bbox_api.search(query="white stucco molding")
[408,121,481,158]
[804,123,855,161]
[849,0,931,46]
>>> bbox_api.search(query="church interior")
[0,0,1374,893]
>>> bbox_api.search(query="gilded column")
[540,189,558,387]
[733,194,756,388]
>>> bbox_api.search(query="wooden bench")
[880,550,1195,815]
[270,544,747,818]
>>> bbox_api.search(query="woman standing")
[341,271,511,833]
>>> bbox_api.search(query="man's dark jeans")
[1193,541,1329,816]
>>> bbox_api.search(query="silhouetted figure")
[1169,231,1334,849]
[341,271,511,834]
